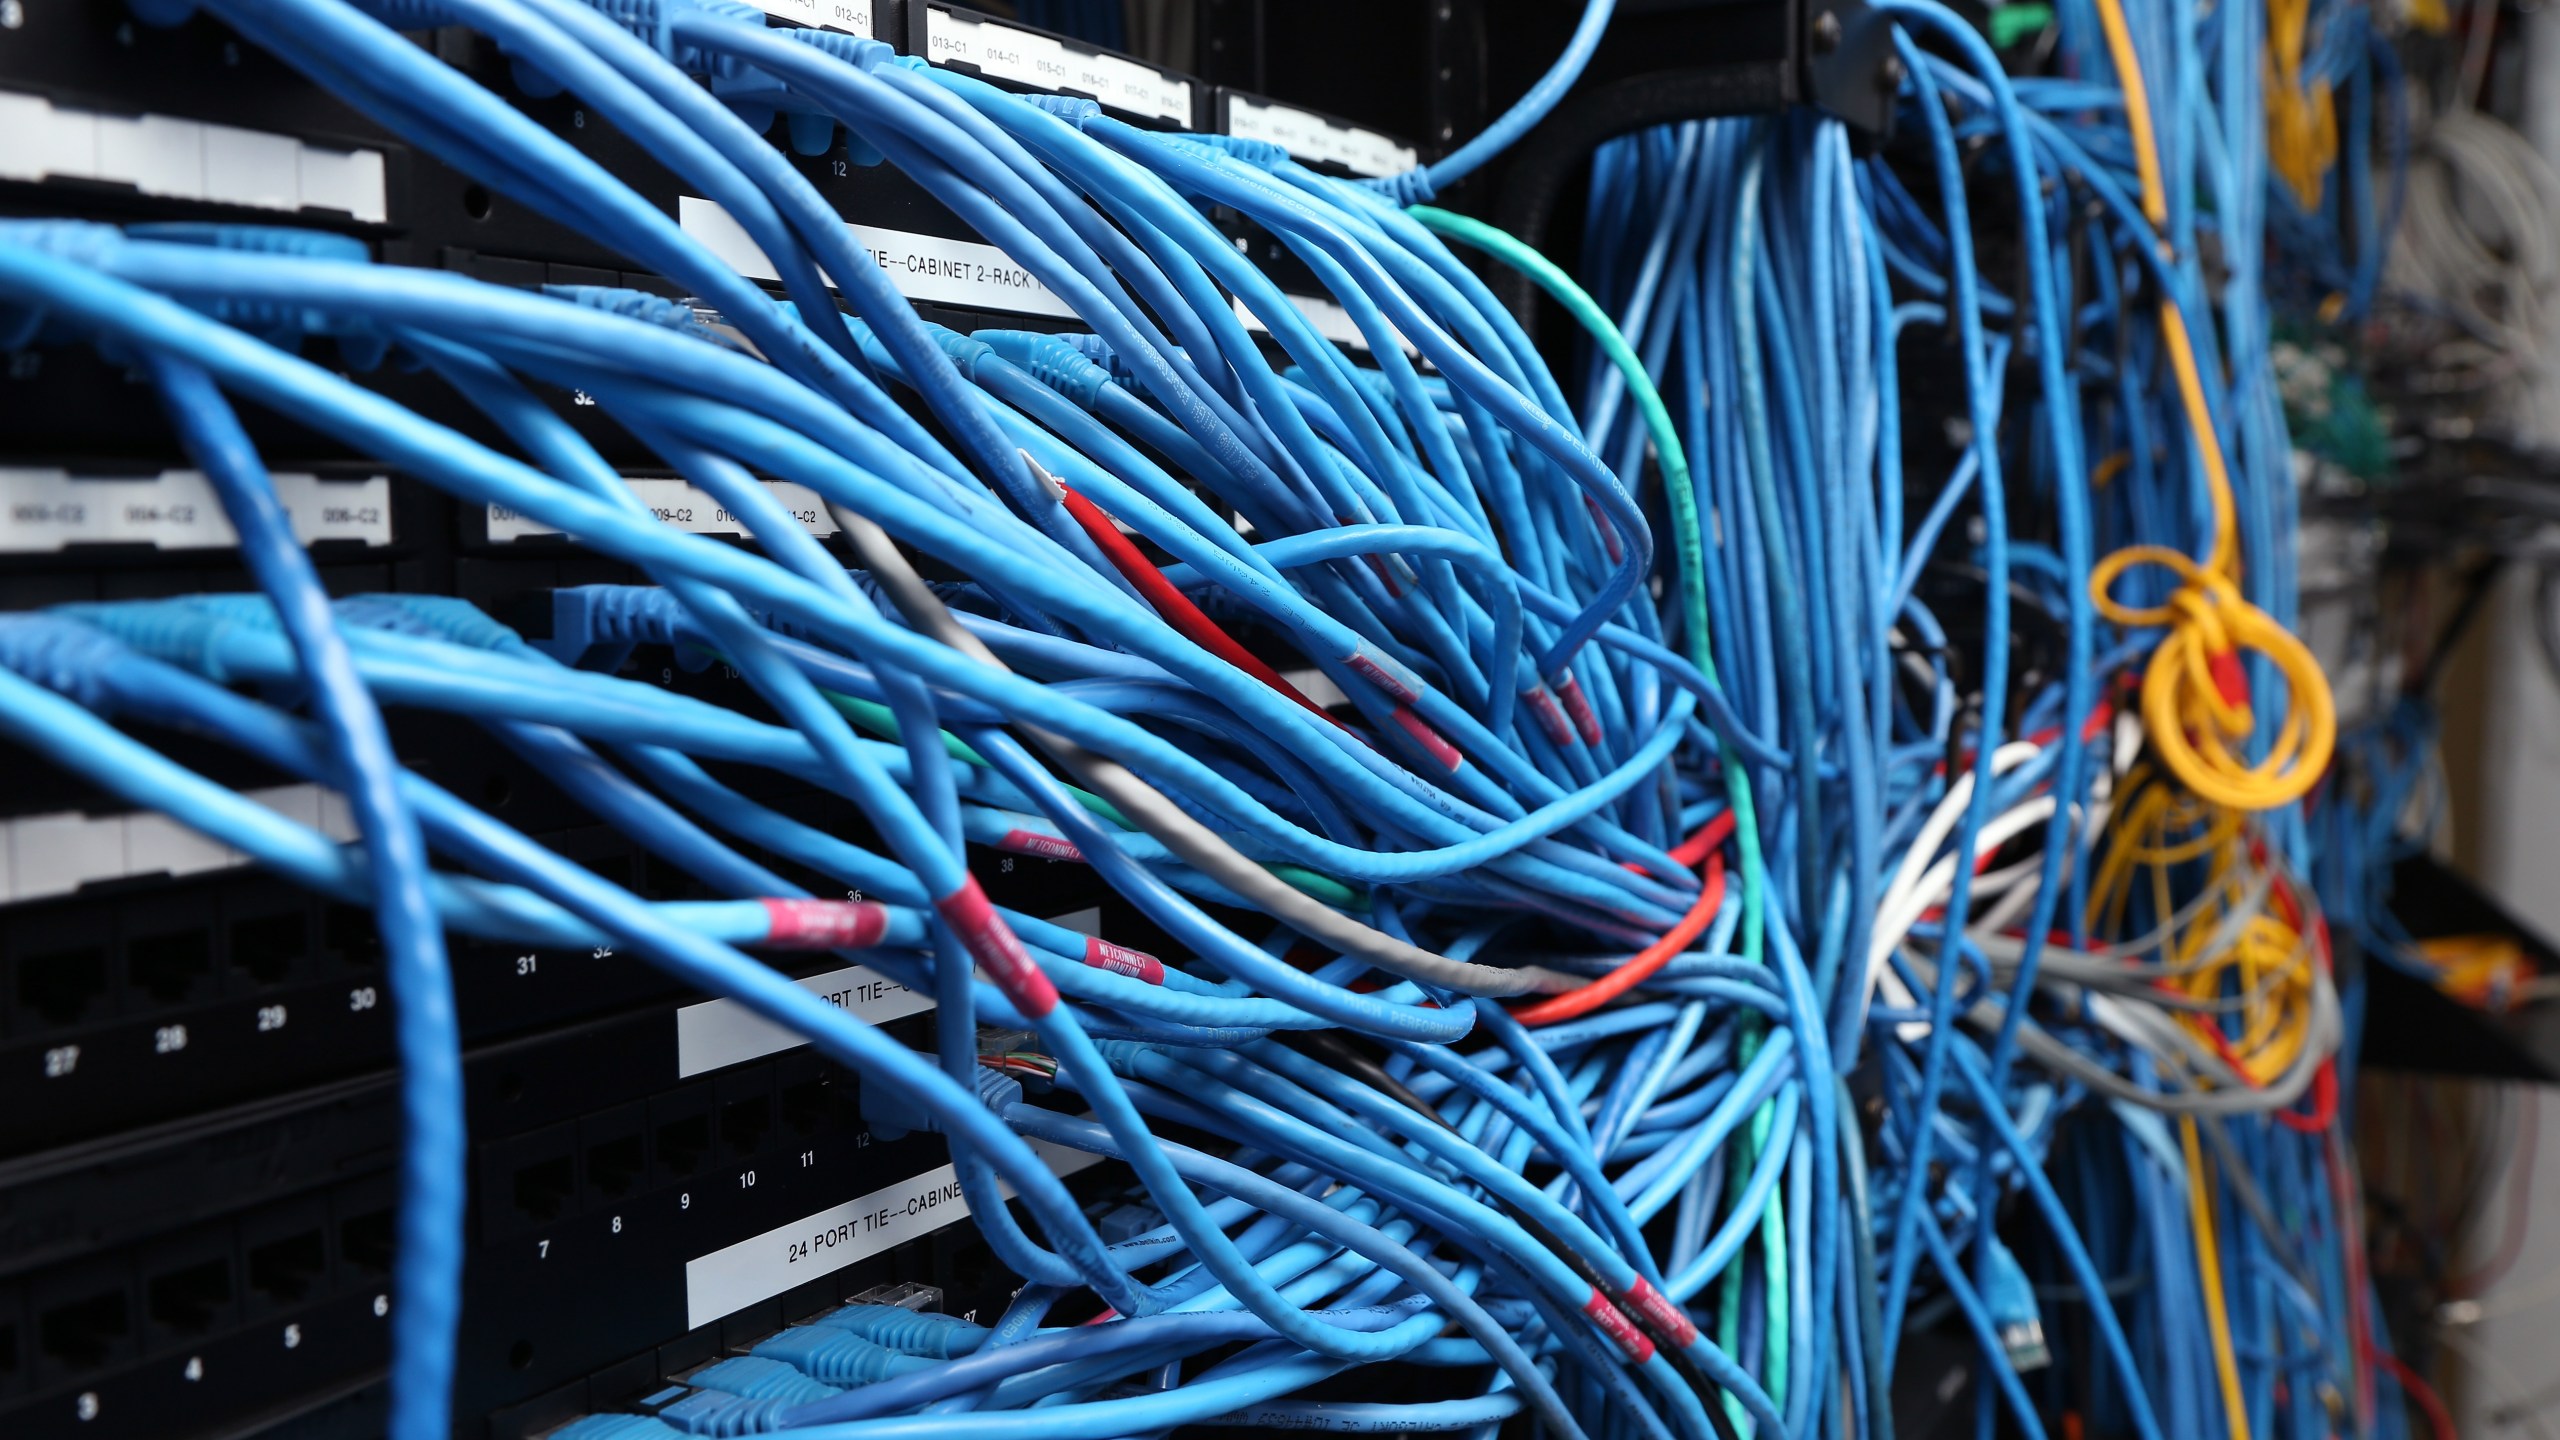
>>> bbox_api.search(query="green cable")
[1409,204,1789,1408]
[823,690,1369,911]
[1405,207,1708,677]
[1987,1,2054,48]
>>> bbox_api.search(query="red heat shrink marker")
[1391,707,1463,770]
[1626,1278,1699,1346]
[996,828,1086,863]
[759,898,892,950]
[1583,1289,1655,1361]
[1555,672,1605,746]
[1523,683,1578,747]
[1084,937,1166,986]
[935,877,1059,1018]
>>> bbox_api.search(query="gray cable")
[1896,951,2337,1116]
[829,495,1580,999]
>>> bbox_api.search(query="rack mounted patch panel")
[0,1004,1122,1438]
[0,0,1421,1434]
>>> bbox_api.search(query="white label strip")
[679,195,1077,320]
[1233,294,1416,357]
[2,783,353,905]
[485,476,838,543]
[685,1138,1102,1328]
[922,7,1192,125]
[674,964,933,1078]
[0,468,392,552]
[1224,95,1415,179]
[0,89,388,222]
[751,0,872,34]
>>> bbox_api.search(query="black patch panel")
[0,770,1147,1137]
[0,969,1126,1437]
[0,2,1397,1435]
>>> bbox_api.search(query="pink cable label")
[1584,1289,1654,1361]
[1336,523,1404,597]
[1585,495,1624,564]
[759,898,891,951]
[1555,672,1604,746]
[1626,1278,1697,1347]
[997,828,1086,863]
[1084,937,1166,986]
[936,878,1058,1018]
[1391,707,1462,770]
[1522,684,1577,746]
[1342,645,1420,703]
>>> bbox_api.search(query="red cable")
[1525,812,1740,1032]
[1055,485,1341,728]
[1516,834,1728,1026]
[2369,1347,2458,1440]
[2197,1020,2263,1090]
[2332,1126,2378,1426]
[2273,1059,2338,1133]
[1668,809,1738,869]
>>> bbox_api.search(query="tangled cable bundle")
[0,0,2434,1433]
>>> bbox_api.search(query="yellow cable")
[2087,771,2321,1088]
[2087,0,2338,812]
[2183,1117,2254,1440]
[2091,0,2170,230]
[2264,0,2338,209]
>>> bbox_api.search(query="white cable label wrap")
[678,195,1078,320]
[683,1138,1101,1327]
[0,90,388,222]
[1233,294,1417,357]
[0,468,391,551]
[922,7,1192,124]
[674,965,932,1078]
[751,0,872,34]
[1224,95,1416,178]
[484,476,837,542]
[2,784,353,904]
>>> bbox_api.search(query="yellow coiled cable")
[2089,0,2339,814]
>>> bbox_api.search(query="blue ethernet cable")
[143,357,466,1440]
[1,251,1562,901]
[0,0,2410,1428]
[139,0,978,489]
[0,631,768,952]
[1372,0,1617,201]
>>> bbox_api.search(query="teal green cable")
[1406,203,1766,966]
[1409,205,1786,1414]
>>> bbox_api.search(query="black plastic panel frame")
[0,988,1122,1438]
[1473,0,1900,326]
[2356,854,2560,1083]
